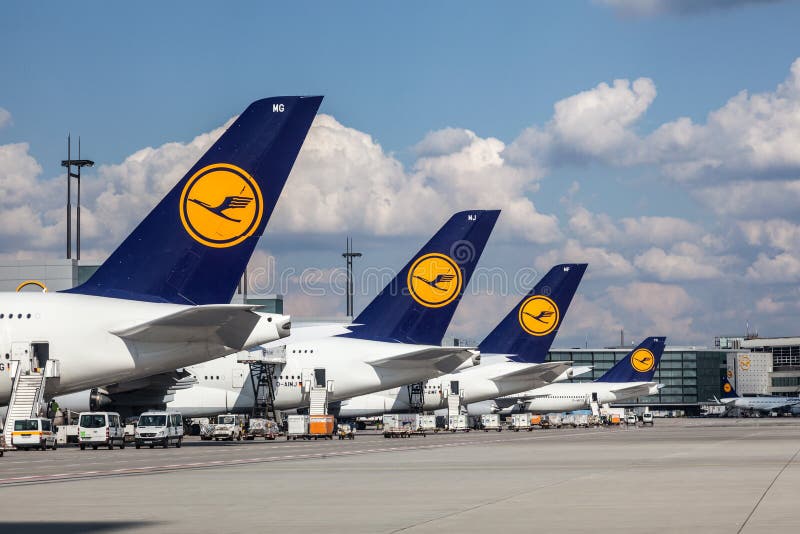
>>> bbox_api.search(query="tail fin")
[596,336,666,382]
[67,96,323,305]
[721,375,739,398]
[479,263,587,362]
[346,210,500,345]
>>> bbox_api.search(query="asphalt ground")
[0,418,798,533]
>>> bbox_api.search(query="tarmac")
[0,418,798,533]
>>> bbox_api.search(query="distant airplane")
[715,376,800,414]
[0,97,321,426]
[497,337,667,414]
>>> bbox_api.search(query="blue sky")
[2,0,800,347]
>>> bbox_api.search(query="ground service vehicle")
[287,415,310,440]
[78,412,125,450]
[135,411,183,449]
[625,414,638,426]
[642,412,654,426]
[510,413,532,431]
[481,413,502,431]
[245,419,280,440]
[12,418,57,450]
[212,414,242,441]
[337,423,355,440]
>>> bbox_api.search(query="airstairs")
[309,386,329,416]
[238,347,284,424]
[3,367,47,448]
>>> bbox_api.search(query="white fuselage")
[722,396,800,413]
[335,356,580,418]
[513,381,660,413]
[0,292,285,403]
[165,334,473,418]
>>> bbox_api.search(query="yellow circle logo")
[518,295,560,337]
[407,253,462,308]
[630,348,655,373]
[179,163,264,248]
[739,355,751,371]
[723,383,732,393]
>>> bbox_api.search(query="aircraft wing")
[610,382,661,399]
[368,348,478,374]
[111,304,262,349]
[491,362,572,387]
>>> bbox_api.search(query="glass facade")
[546,348,730,406]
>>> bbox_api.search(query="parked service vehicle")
[625,414,638,426]
[337,423,355,440]
[287,415,310,440]
[510,413,532,431]
[481,413,502,432]
[78,412,126,450]
[12,418,57,450]
[309,415,335,440]
[415,414,437,433]
[135,411,184,449]
[642,412,654,426]
[448,414,470,432]
[543,414,562,429]
[245,418,280,440]
[212,414,243,441]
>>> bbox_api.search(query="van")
[135,411,184,449]
[12,418,57,450]
[642,412,654,426]
[78,412,126,450]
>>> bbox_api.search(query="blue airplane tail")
[345,210,500,345]
[721,376,739,398]
[479,263,587,362]
[67,96,322,305]
[595,337,666,382]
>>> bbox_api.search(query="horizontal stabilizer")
[491,362,572,385]
[111,305,274,349]
[368,347,478,374]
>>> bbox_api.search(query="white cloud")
[505,77,656,167]
[535,239,634,278]
[595,0,783,17]
[693,179,800,218]
[633,247,723,281]
[755,296,785,314]
[567,205,621,245]
[739,219,800,252]
[620,216,704,247]
[607,282,698,341]
[0,108,11,129]
[746,252,800,283]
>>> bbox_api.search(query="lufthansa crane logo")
[179,163,264,248]
[630,348,655,373]
[518,295,560,337]
[723,382,733,393]
[407,253,463,308]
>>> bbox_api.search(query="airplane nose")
[278,316,291,338]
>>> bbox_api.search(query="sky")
[2,0,800,348]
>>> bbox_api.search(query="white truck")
[211,414,243,441]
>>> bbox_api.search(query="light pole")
[342,237,361,318]
[61,135,94,260]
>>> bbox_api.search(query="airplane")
[498,336,667,414]
[715,376,800,415]
[55,210,501,416]
[334,263,589,418]
[0,96,322,417]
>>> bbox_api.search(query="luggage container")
[286,415,310,440]
[414,414,437,433]
[510,413,532,431]
[530,414,543,427]
[448,414,469,432]
[309,415,335,440]
[481,413,502,432]
[383,414,413,438]
[544,414,562,429]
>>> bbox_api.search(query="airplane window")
[17,314,21,319]
[0,314,3,318]
[26,314,30,319]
